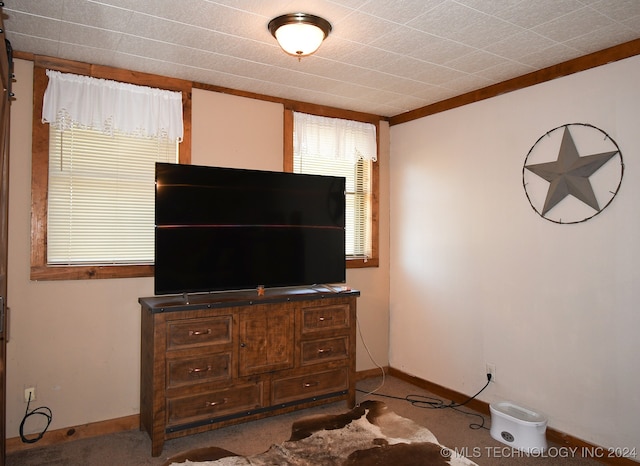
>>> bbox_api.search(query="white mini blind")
[293,155,371,258]
[47,127,178,264]
[293,112,375,259]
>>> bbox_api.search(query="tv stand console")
[139,287,359,456]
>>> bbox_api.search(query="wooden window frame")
[30,57,192,281]
[283,108,379,269]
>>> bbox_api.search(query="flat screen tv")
[154,163,346,295]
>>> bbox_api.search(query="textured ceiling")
[4,0,640,118]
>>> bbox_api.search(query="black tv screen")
[154,163,346,295]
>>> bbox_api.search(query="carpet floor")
[7,375,601,465]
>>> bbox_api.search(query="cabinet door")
[238,305,294,376]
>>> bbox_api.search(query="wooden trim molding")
[6,414,139,454]
[388,367,490,415]
[194,81,383,124]
[355,366,388,382]
[20,52,380,279]
[282,109,381,269]
[389,38,640,126]
[18,39,640,128]
[8,367,636,466]
[28,55,192,281]
[388,367,637,466]
[282,109,294,173]
[7,370,385,454]
[14,51,383,125]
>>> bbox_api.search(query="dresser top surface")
[140,286,359,313]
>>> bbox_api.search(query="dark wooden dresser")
[139,287,359,456]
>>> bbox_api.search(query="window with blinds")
[47,127,178,265]
[293,152,372,259]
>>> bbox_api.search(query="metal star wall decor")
[522,123,624,224]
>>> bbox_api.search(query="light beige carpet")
[7,375,602,466]
[165,400,478,465]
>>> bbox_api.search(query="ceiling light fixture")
[268,13,332,58]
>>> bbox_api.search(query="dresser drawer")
[167,316,232,349]
[167,352,232,388]
[301,336,349,366]
[301,304,350,333]
[167,382,264,426]
[272,368,348,405]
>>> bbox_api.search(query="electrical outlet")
[486,363,496,382]
[24,386,36,403]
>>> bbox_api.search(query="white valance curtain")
[42,70,184,142]
[293,111,377,162]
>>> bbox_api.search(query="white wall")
[6,60,390,439]
[389,55,640,453]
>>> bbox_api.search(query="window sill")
[347,257,378,268]
[30,257,377,281]
[30,264,153,281]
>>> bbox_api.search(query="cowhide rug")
[167,400,478,466]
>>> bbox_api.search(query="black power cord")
[357,373,492,430]
[446,373,492,409]
[19,392,53,444]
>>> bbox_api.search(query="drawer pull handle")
[318,316,333,322]
[317,347,333,354]
[303,381,319,388]
[189,328,212,336]
[189,365,212,375]
[206,397,228,407]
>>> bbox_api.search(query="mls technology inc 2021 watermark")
[440,446,637,460]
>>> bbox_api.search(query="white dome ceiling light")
[268,13,332,59]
